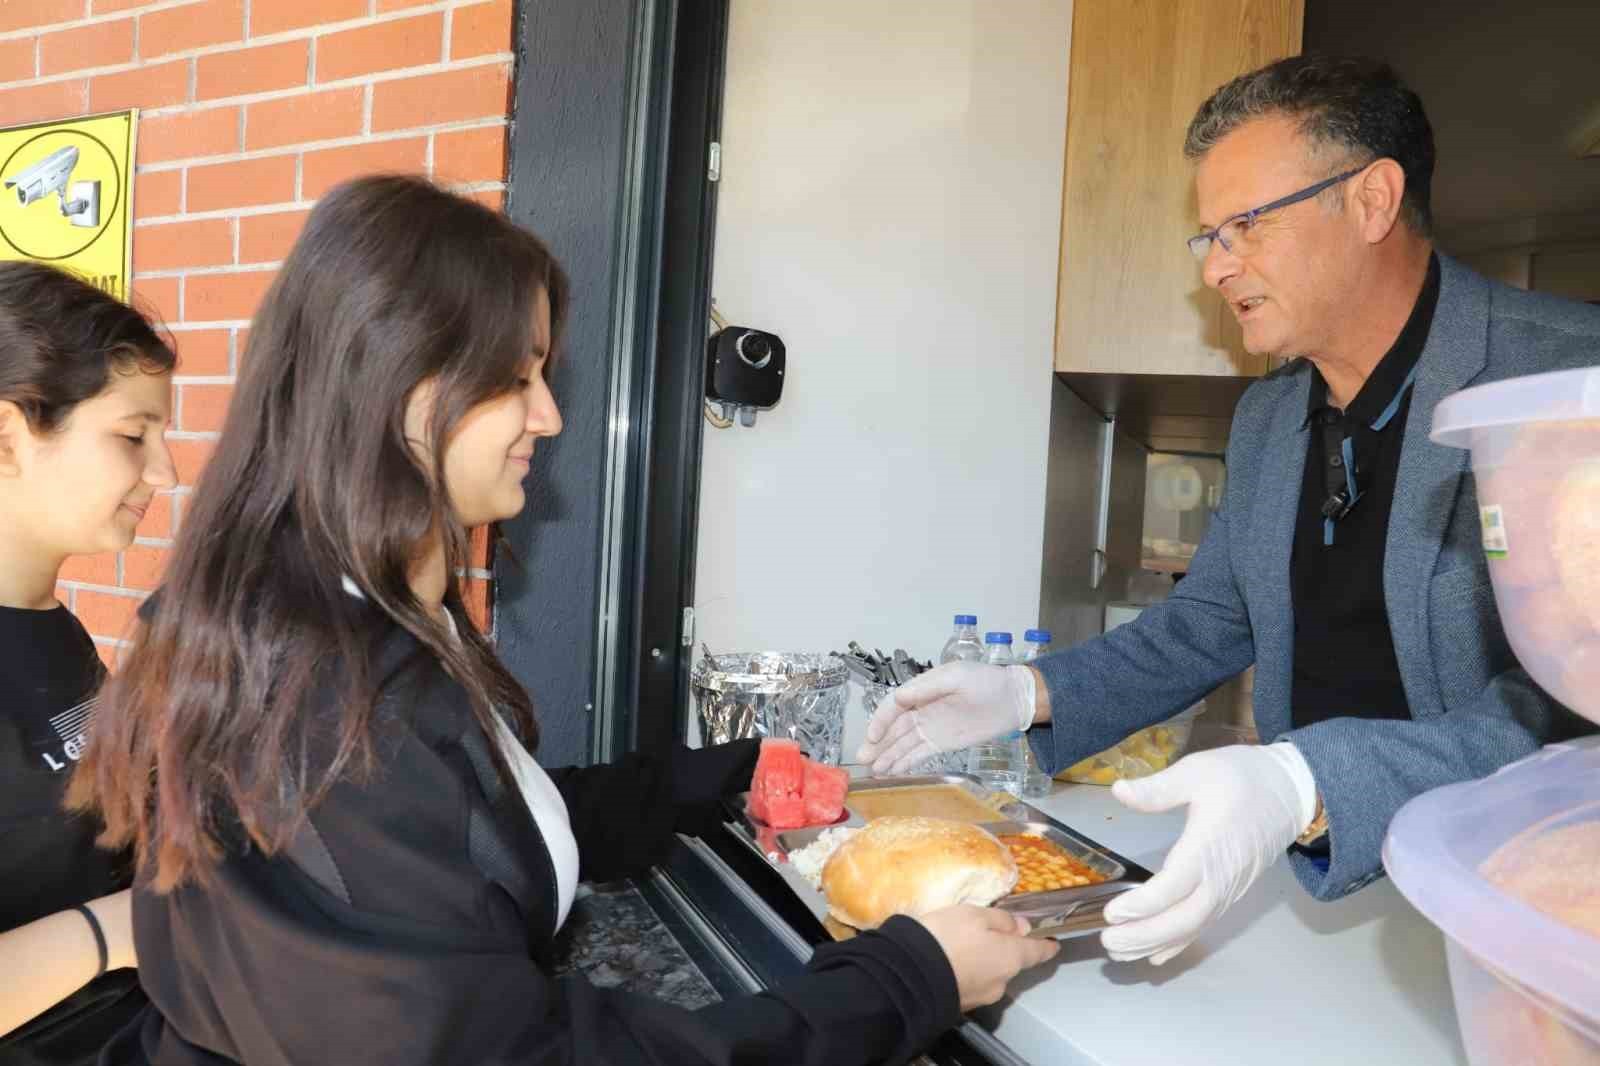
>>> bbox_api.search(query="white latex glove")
[1100,742,1318,966]
[854,661,1036,775]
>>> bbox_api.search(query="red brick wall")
[0,0,515,665]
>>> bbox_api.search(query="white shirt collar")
[340,574,459,643]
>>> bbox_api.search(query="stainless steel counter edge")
[643,865,764,994]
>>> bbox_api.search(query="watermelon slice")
[801,760,849,825]
[748,738,852,829]
[749,738,806,828]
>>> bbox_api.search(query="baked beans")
[1001,833,1106,895]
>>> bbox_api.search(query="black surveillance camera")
[736,330,773,368]
[707,326,785,418]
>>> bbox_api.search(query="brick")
[168,437,216,487]
[451,0,513,60]
[141,0,245,59]
[134,167,182,216]
[170,328,232,375]
[76,589,144,640]
[60,553,119,586]
[376,0,434,10]
[131,276,181,328]
[185,269,274,322]
[0,78,88,127]
[40,19,135,76]
[136,106,240,165]
[433,124,506,184]
[134,218,234,272]
[245,86,362,151]
[316,12,443,83]
[94,641,124,672]
[186,154,296,212]
[152,317,179,344]
[136,491,179,538]
[90,59,188,112]
[121,544,170,590]
[197,40,308,102]
[371,64,510,133]
[179,381,232,432]
[0,0,81,34]
[94,0,158,12]
[238,208,308,263]
[0,37,35,83]
[301,136,426,199]
[251,0,366,37]
[462,186,504,212]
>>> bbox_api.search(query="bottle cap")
[1024,629,1052,644]
[954,614,977,626]
[984,631,1013,644]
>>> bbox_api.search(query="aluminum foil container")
[692,652,848,764]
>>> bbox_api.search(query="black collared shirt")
[1289,254,1440,729]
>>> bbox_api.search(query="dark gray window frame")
[499,0,726,766]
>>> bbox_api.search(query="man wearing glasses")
[860,55,1599,965]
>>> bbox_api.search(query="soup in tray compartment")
[845,783,1014,823]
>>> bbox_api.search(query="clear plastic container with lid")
[1381,365,1600,1065]
[1429,365,1600,718]
[1384,740,1600,1066]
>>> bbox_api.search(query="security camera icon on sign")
[5,145,101,229]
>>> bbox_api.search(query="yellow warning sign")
[0,110,136,302]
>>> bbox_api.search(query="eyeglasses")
[1185,163,1371,261]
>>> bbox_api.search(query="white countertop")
[976,780,1468,1066]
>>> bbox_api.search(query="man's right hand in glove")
[854,661,1044,775]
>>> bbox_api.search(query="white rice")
[788,826,858,890]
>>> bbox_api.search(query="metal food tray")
[723,774,1153,940]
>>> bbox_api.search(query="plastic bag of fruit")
[1056,702,1203,785]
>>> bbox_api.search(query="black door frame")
[499,0,726,764]
[623,0,729,756]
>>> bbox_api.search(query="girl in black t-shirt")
[0,262,177,1066]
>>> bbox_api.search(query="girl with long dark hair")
[74,175,1053,1065]
[0,262,176,1064]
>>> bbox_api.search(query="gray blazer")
[1032,254,1600,900]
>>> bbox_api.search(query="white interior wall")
[691,0,1073,749]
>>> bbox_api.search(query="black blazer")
[108,613,959,1065]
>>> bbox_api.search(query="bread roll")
[820,816,1018,929]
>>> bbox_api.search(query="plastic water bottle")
[1016,629,1054,798]
[981,632,1015,668]
[1019,629,1052,665]
[967,632,1024,796]
[939,614,984,664]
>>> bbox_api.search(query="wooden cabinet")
[1053,0,1304,378]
